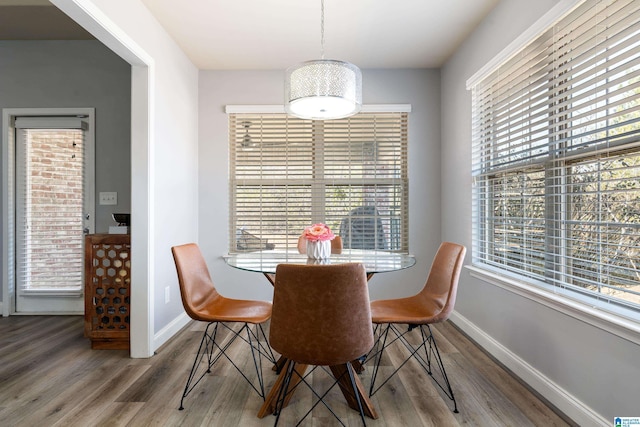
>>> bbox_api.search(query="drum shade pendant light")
[285,0,362,120]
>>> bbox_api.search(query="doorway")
[8,0,153,357]
[5,109,95,314]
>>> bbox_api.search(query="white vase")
[306,239,331,260]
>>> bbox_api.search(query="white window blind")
[471,0,640,311]
[15,117,87,292]
[229,112,409,253]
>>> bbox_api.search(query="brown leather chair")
[296,234,343,254]
[171,243,276,410]
[367,242,466,413]
[269,263,374,426]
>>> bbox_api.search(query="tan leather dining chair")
[171,243,276,410]
[269,263,374,426]
[367,242,466,413]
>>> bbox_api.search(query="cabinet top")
[85,234,131,244]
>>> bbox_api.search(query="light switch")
[99,192,118,205]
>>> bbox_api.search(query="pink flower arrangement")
[302,223,335,242]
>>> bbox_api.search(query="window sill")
[466,264,640,346]
[20,289,83,297]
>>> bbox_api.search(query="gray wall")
[441,0,640,422]
[198,69,442,302]
[1,40,131,302]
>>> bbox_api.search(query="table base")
[257,359,378,420]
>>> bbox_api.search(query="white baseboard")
[153,312,191,352]
[449,311,608,427]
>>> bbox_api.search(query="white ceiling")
[0,0,500,70]
[139,0,501,70]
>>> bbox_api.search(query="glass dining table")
[223,248,416,284]
[223,248,416,420]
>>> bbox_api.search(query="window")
[471,0,640,313]
[228,110,409,253]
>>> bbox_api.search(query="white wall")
[441,0,640,423]
[198,69,442,302]
[89,0,199,345]
[52,0,200,355]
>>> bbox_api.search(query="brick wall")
[23,129,84,288]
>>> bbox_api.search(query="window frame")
[468,0,640,341]
[226,104,411,254]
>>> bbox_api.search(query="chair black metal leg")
[256,323,278,366]
[245,324,265,398]
[273,360,296,426]
[369,324,420,396]
[295,367,346,426]
[368,324,392,396]
[366,323,459,413]
[346,362,368,426]
[246,322,277,399]
[179,321,276,410]
[179,322,218,410]
[215,323,269,399]
[421,325,458,413]
[273,362,369,427]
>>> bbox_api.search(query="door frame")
[8,109,95,314]
[50,0,155,358]
[1,0,154,358]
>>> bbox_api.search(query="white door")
[14,113,95,313]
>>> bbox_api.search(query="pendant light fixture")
[285,0,362,120]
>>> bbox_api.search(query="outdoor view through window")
[471,0,640,313]
[228,112,409,254]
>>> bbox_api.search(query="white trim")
[50,0,153,67]
[361,104,412,113]
[2,112,13,317]
[19,290,82,297]
[3,108,95,315]
[52,0,155,358]
[14,117,89,129]
[466,0,585,89]
[130,64,154,359]
[8,311,83,316]
[226,105,284,114]
[466,265,640,346]
[225,104,412,114]
[153,312,191,351]
[450,311,608,427]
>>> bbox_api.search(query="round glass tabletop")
[223,249,416,275]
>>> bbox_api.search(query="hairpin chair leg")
[179,321,276,410]
[368,323,458,413]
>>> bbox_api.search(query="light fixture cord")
[320,0,325,59]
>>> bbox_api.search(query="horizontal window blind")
[471,0,640,311]
[229,112,409,253]
[15,118,86,292]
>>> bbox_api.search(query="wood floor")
[0,315,574,426]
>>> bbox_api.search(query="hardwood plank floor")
[0,316,574,426]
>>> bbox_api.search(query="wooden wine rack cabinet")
[84,234,131,350]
